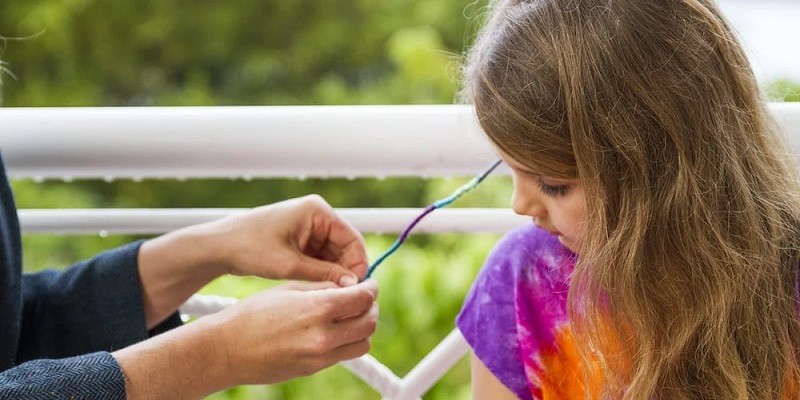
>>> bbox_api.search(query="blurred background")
[1,1,797,399]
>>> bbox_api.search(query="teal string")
[363,159,503,280]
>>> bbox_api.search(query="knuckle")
[303,194,327,209]
[364,322,377,338]
[276,255,301,279]
[313,296,337,318]
[309,331,334,354]
[368,304,379,327]
[288,255,305,274]
[320,267,338,283]
[360,288,377,306]
[364,318,378,336]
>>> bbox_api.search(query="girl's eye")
[537,179,570,197]
[512,166,572,197]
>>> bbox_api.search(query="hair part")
[464,0,800,398]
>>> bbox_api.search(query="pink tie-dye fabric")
[457,224,581,399]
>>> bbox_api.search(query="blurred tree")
[2,1,501,398]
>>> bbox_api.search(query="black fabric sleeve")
[17,241,182,362]
[0,352,126,400]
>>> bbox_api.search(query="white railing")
[2,103,799,399]
[16,208,526,236]
[0,105,497,180]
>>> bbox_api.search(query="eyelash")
[537,180,570,197]
[514,167,571,197]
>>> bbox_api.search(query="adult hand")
[207,279,379,385]
[201,194,368,286]
[137,194,368,329]
[115,279,379,399]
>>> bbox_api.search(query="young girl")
[456,0,800,399]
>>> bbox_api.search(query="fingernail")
[339,275,358,287]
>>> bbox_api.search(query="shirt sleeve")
[456,226,534,400]
[17,240,183,363]
[0,351,126,399]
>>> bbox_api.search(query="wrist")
[144,224,230,281]
[137,226,229,328]
[181,219,235,278]
[185,315,236,391]
[114,320,232,399]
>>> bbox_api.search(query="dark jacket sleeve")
[0,352,126,400]
[17,240,183,362]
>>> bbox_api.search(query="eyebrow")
[509,163,537,175]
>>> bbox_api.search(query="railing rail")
[2,104,799,180]
[0,105,497,180]
[17,208,527,235]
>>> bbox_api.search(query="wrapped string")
[363,159,503,280]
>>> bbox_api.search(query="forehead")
[498,149,585,185]
[497,150,532,171]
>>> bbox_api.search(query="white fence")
[2,104,799,399]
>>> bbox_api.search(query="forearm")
[138,226,226,329]
[113,317,230,399]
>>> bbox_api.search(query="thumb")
[295,254,360,287]
[279,280,340,292]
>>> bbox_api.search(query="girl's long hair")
[463,0,800,398]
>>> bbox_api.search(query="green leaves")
[1,0,484,106]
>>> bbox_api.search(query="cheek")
[555,196,587,236]
[569,204,587,230]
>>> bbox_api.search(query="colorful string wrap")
[363,159,503,280]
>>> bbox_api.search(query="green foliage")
[2,0,482,106]
[766,79,800,102]
[1,1,500,397]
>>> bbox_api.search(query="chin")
[558,236,580,254]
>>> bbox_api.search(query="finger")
[280,280,339,292]
[295,253,360,287]
[311,241,367,282]
[334,281,379,320]
[325,216,369,278]
[323,236,368,280]
[306,205,368,279]
[331,302,379,344]
[309,241,341,267]
[304,233,330,260]
[319,280,378,320]
[326,339,372,364]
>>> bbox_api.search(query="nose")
[511,187,547,219]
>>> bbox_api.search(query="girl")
[456,0,800,399]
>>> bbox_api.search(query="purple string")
[363,159,503,280]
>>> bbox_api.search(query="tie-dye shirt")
[457,224,582,400]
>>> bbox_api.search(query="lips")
[532,219,560,236]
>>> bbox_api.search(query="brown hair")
[463,0,800,398]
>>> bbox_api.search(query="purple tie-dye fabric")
[457,224,576,399]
